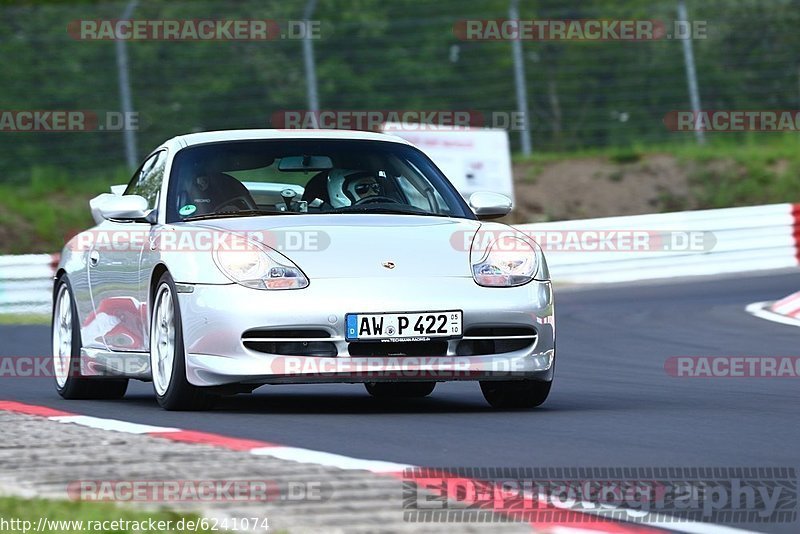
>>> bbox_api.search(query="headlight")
[471,235,538,287]
[213,234,308,290]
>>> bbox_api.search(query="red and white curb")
[747,291,800,328]
[0,400,759,534]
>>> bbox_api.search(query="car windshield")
[166,139,473,222]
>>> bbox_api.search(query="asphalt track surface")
[2,270,800,532]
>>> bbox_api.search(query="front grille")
[243,329,331,339]
[243,329,337,357]
[348,340,448,357]
[456,326,537,356]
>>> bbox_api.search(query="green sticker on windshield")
[179,204,197,216]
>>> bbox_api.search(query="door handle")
[89,250,100,266]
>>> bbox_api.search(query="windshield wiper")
[337,205,436,216]
[182,209,295,222]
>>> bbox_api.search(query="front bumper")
[177,276,555,387]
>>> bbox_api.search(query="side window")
[396,172,449,214]
[124,150,167,211]
[396,175,430,210]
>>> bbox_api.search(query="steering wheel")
[353,195,401,206]
[215,194,258,213]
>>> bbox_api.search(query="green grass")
[0,496,217,533]
[673,135,800,208]
[0,314,50,325]
[2,136,800,255]
[513,133,800,164]
[0,165,128,254]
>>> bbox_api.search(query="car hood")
[185,214,482,279]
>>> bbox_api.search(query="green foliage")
[0,165,128,254]
[1,0,799,252]
[681,136,800,209]
[2,0,799,180]
[609,149,642,164]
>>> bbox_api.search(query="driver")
[326,169,382,208]
[178,170,256,216]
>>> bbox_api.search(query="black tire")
[365,382,436,398]
[52,276,128,400]
[480,380,551,409]
[150,272,216,411]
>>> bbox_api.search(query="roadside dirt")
[509,154,698,223]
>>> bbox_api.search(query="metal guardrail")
[0,254,57,315]
[1,203,798,314]
[517,203,800,284]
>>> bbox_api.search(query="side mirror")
[468,192,512,220]
[89,193,149,224]
[110,184,127,195]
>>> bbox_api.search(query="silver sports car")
[52,129,555,410]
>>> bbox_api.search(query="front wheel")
[52,277,128,400]
[365,382,436,398]
[480,380,551,409]
[150,272,215,411]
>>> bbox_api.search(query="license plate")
[345,311,462,341]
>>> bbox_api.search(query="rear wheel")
[150,272,215,411]
[365,382,436,398]
[480,380,551,409]
[52,277,128,400]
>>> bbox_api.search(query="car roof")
[171,129,413,148]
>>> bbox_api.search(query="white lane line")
[746,301,800,328]
[49,415,179,434]
[549,528,632,534]
[644,522,762,534]
[250,446,412,474]
[551,525,759,534]
[538,492,763,534]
